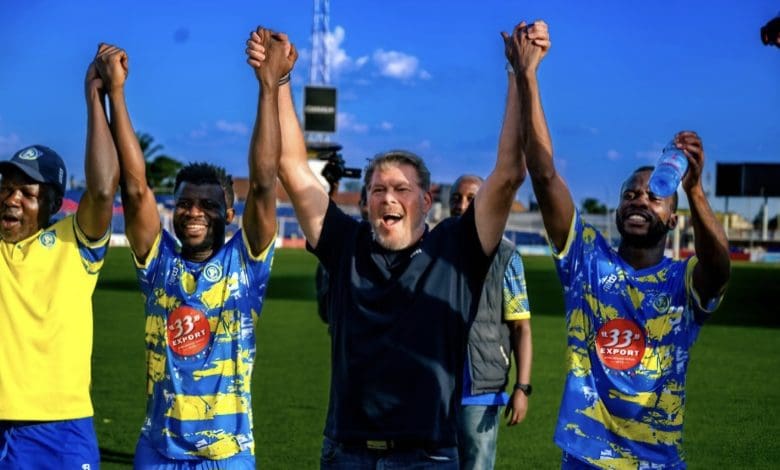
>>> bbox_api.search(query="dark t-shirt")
[309,200,492,446]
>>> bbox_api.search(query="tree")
[582,197,608,215]
[136,132,183,193]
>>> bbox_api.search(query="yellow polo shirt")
[0,215,109,420]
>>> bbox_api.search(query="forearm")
[249,83,282,194]
[107,89,150,196]
[277,83,328,246]
[78,88,120,239]
[517,73,552,181]
[85,89,119,202]
[243,82,282,253]
[472,74,525,254]
[511,319,532,385]
[688,185,731,291]
[107,87,160,258]
[494,72,525,191]
[516,71,573,250]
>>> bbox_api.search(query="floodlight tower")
[305,0,337,146]
[304,0,345,192]
[310,0,331,86]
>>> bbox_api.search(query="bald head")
[450,174,483,217]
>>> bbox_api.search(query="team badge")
[204,262,222,282]
[38,231,56,248]
[18,147,41,160]
[652,293,672,313]
[595,318,646,370]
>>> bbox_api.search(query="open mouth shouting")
[380,211,403,228]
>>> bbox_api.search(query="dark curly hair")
[174,162,235,208]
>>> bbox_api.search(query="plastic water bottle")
[648,141,688,197]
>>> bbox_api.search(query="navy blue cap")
[0,145,67,195]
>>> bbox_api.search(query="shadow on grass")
[100,447,134,465]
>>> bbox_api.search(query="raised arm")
[472,56,526,255]
[246,31,329,248]
[243,28,297,255]
[677,131,731,304]
[77,46,120,240]
[97,44,161,262]
[505,21,574,252]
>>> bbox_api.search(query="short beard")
[616,214,671,249]
[175,220,226,258]
[372,229,406,251]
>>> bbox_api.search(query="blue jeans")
[457,405,500,470]
[320,436,459,469]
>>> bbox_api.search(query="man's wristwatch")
[513,383,532,396]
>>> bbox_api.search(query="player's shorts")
[134,433,255,469]
[0,417,99,469]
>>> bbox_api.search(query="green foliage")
[135,132,183,193]
[91,248,780,469]
[581,197,608,214]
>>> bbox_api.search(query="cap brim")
[0,160,48,185]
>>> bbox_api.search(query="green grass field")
[91,248,780,469]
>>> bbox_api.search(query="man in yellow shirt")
[0,46,119,468]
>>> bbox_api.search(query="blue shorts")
[134,433,255,469]
[0,417,99,469]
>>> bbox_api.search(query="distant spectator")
[449,174,533,470]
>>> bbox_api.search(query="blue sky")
[1,0,778,219]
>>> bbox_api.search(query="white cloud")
[337,112,368,133]
[0,133,21,154]
[215,120,249,136]
[606,149,621,161]
[378,121,394,131]
[373,49,427,80]
[322,26,368,78]
[306,26,428,83]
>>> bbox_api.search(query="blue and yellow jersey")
[553,211,722,469]
[504,250,531,322]
[0,215,109,420]
[136,229,274,460]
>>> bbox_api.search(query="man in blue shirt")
[506,19,730,468]
[97,28,296,468]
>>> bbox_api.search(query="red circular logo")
[166,306,211,356]
[595,319,646,370]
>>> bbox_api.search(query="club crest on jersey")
[652,293,672,313]
[18,147,42,160]
[38,230,56,248]
[204,262,222,282]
